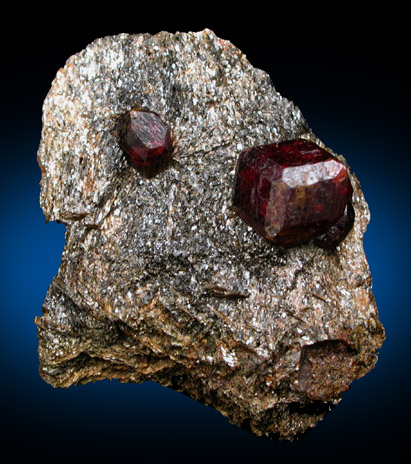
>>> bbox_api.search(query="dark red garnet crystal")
[232,139,354,248]
[116,108,173,178]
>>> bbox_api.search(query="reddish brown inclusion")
[116,108,173,178]
[232,139,354,247]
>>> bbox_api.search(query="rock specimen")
[35,30,385,441]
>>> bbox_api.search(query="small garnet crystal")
[232,139,354,248]
[116,108,173,178]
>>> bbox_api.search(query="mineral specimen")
[232,139,354,247]
[35,30,385,441]
[115,107,173,177]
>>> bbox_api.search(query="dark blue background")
[2,30,409,463]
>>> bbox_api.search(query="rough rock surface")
[35,30,385,440]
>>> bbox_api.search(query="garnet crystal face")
[116,108,173,178]
[232,139,354,247]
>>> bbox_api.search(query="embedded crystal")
[116,108,173,177]
[232,139,354,247]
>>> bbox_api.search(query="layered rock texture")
[35,30,385,440]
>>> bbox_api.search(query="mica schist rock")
[35,30,385,441]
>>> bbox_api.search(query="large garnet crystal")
[232,139,354,247]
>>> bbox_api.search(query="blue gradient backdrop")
[1,31,409,463]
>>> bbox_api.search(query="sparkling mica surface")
[35,30,384,442]
[232,139,354,247]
